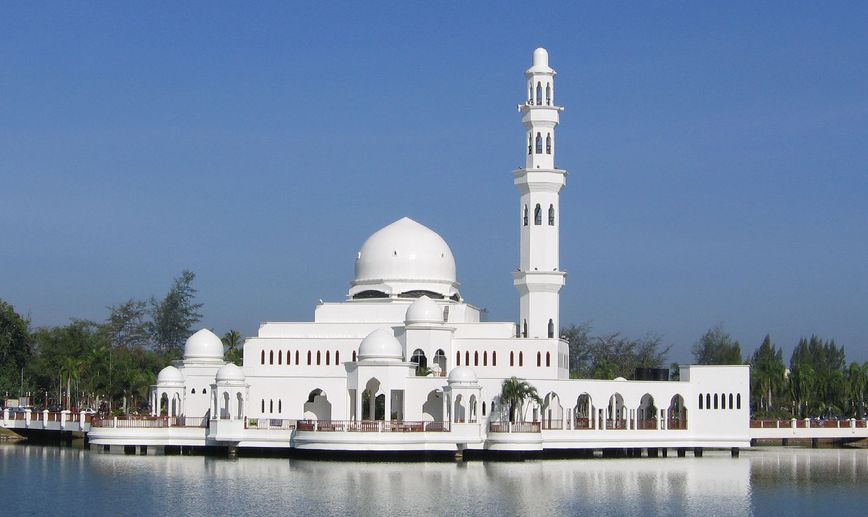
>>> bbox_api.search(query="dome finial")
[533,48,549,67]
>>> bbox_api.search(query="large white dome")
[447,366,478,385]
[183,329,224,362]
[349,218,460,300]
[357,328,404,362]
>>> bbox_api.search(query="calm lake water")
[2,444,867,516]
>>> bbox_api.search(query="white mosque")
[88,49,750,455]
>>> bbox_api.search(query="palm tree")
[751,335,785,415]
[845,362,867,418]
[499,377,541,423]
[59,357,84,410]
[222,330,244,366]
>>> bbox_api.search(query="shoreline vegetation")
[2,271,866,421]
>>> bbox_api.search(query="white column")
[384,390,392,422]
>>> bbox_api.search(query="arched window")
[260,350,265,365]
[523,205,528,226]
[534,204,542,225]
[456,351,461,366]
[548,319,554,338]
[474,351,479,366]
[706,393,711,409]
[510,351,515,366]
[335,350,340,364]
[721,393,726,409]
[729,393,733,409]
[537,352,541,367]
[698,394,703,409]
[465,351,470,365]
[295,350,300,365]
[278,400,282,413]
[737,393,741,409]
[523,320,528,338]
[307,351,312,365]
[326,351,330,365]
[546,352,551,367]
[202,388,206,394]
[269,350,274,365]
[352,350,357,362]
[536,82,542,104]
[548,205,555,225]
[492,351,497,366]
[535,132,542,154]
[316,351,321,365]
[546,133,551,154]
[191,388,196,394]
[713,394,719,409]
[482,402,486,416]
[287,350,291,365]
[528,133,533,155]
[519,352,524,367]
[269,399,273,413]
[529,83,533,103]
[261,399,265,412]
[546,83,551,105]
[483,351,488,366]
[278,350,282,365]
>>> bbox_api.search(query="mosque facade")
[88,49,750,454]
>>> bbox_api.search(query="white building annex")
[88,49,751,456]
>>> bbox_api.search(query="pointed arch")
[545,82,551,105]
[537,351,541,367]
[492,351,497,366]
[548,319,554,338]
[269,350,274,365]
[295,350,300,365]
[546,351,551,367]
[534,204,542,225]
[699,393,704,409]
[510,351,515,366]
[536,81,542,105]
[474,351,478,366]
[519,351,524,367]
[535,132,542,154]
[278,350,282,365]
[522,320,528,338]
[465,351,470,366]
[456,351,461,366]
[352,350,357,362]
[523,205,528,226]
[307,350,312,365]
[546,133,551,154]
[548,204,555,225]
[316,350,321,365]
[528,133,533,155]
[260,350,265,365]
[335,350,340,364]
[325,350,330,365]
[483,351,488,366]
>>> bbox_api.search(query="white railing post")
[1,408,7,425]
[791,418,797,429]
[79,411,86,431]
[60,410,68,430]
[24,409,32,428]
[805,418,811,429]
[113,416,118,428]
[43,410,49,427]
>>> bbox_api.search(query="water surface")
[1,445,866,516]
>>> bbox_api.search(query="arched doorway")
[422,390,443,422]
[669,394,687,429]
[303,389,331,420]
[608,393,625,429]
[638,393,657,429]
[542,392,563,429]
[575,393,593,429]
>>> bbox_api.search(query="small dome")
[157,366,184,385]
[183,329,224,361]
[447,366,478,384]
[358,328,403,361]
[216,363,245,383]
[350,218,459,300]
[405,296,443,325]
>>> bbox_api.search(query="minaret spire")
[513,47,567,340]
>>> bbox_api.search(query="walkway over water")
[4,410,868,450]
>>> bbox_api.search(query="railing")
[488,421,541,433]
[637,419,658,430]
[667,419,687,430]
[605,419,628,430]
[541,419,562,430]
[91,416,208,428]
[295,420,450,432]
[750,418,867,429]
[573,417,592,430]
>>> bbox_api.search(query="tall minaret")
[513,48,567,340]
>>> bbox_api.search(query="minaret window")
[295,351,300,364]
[510,351,514,366]
[269,350,274,365]
[546,134,551,154]
[529,83,533,103]
[523,205,528,226]
[528,133,533,155]
[326,351,330,365]
[548,205,555,225]
[535,133,542,154]
[537,352,541,367]
[336,350,340,364]
[316,351,321,365]
[534,204,542,225]
[522,320,528,338]
[546,352,551,367]
[456,351,461,366]
[519,352,524,366]
[546,83,551,105]
[548,319,555,338]
[536,82,542,105]
[492,351,497,366]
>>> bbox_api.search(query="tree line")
[563,322,866,419]
[0,271,241,415]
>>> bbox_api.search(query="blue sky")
[1,2,866,363]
